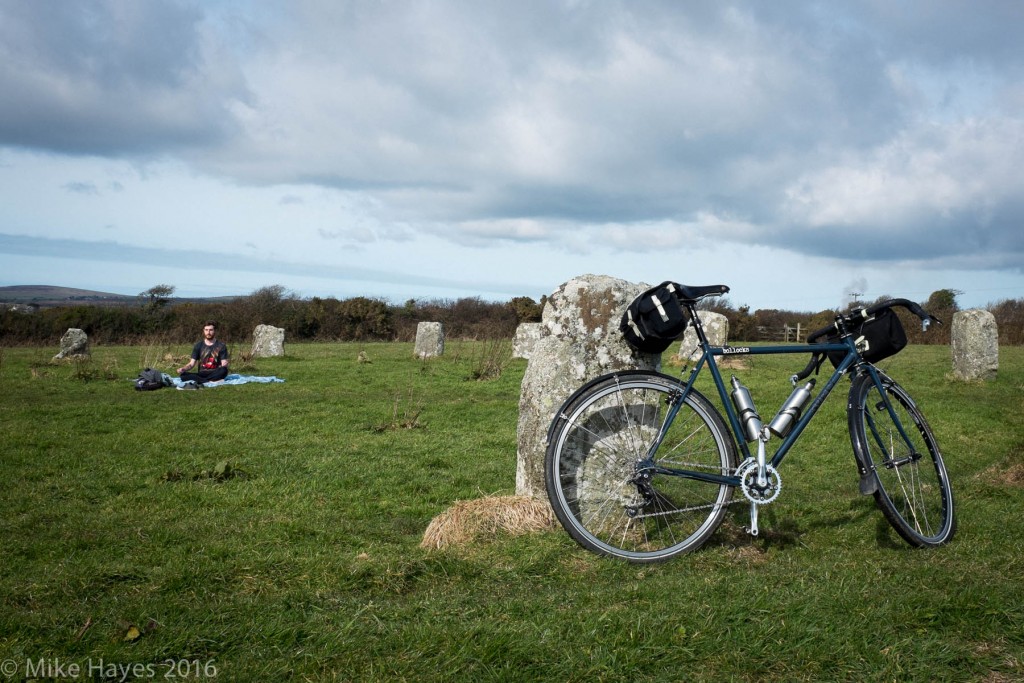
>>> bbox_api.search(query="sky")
[1,0,1022,313]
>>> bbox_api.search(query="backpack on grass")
[134,368,171,391]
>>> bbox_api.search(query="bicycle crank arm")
[747,502,760,536]
[756,434,769,488]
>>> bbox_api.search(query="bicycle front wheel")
[545,371,738,562]
[849,372,956,547]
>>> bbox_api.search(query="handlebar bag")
[823,307,907,367]
[620,281,689,354]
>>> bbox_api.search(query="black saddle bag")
[620,281,689,354]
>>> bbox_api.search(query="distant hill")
[0,285,235,308]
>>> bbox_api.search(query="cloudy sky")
[1,0,1022,311]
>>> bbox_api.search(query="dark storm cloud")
[0,0,249,155]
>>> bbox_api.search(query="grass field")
[1,341,1022,681]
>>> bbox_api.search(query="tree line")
[1,284,1021,347]
[0,285,546,347]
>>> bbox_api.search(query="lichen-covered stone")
[512,322,545,360]
[251,324,286,357]
[676,311,729,361]
[516,274,660,499]
[414,322,445,359]
[951,309,998,381]
[53,328,89,360]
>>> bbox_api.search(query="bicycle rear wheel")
[849,372,956,546]
[545,371,737,562]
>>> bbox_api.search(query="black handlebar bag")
[620,281,689,354]
[822,307,907,367]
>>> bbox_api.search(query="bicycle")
[544,284,955,562]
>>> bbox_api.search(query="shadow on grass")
[160,460,251,483]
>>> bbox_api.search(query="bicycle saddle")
[674,284,730,302]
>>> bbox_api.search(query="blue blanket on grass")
[171,374,285,388]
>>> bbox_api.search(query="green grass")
[1,341,1022,681]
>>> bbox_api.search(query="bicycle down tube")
[643,342,848,487]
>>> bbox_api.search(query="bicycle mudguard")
[544,370,685,447]
[847,375,879,496]
[545,372,621,446]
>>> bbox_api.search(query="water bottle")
[730,376,762,442]
[768,379,816,437]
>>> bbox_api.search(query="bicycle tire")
[545,371,738,562]
[849,372,956,547]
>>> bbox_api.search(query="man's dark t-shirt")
[192,340,229,371]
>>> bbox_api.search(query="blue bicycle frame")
[643,320,868,489]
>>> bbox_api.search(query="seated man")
[177,321,230,384]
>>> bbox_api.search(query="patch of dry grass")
[421,495,557,550]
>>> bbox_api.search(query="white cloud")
[781,116,1024,264]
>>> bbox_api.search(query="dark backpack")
[134,367,170,391]
[620,281,689,354]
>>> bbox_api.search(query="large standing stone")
[415,322,445,359]
[512,322,545,360]
[675,311,729,361]
[251,324,286,358]
[516,274,661,499]
[951,309,998,381]
[53,328,89,360]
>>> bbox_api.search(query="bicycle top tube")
[679,288,940,381]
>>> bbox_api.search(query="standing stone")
[415,322,445,359]
[675,311,729,361]
[951,309,998,381]
[251,324,286,358]
[516,274,661,499]
[512,322,545,360]
[53,328,89,360]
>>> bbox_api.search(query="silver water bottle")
[768,379,816,437]
[730,376,762,442]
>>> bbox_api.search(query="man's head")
[203,321,218,340]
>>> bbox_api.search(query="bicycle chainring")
[737,461,782,505]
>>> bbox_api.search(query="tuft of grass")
[421,495,556,550]
[467,338,513,381]
[69,355,120,381]
[370,386,425,432]
[0,342,1021,681]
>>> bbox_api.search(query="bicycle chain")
[650,460,729,472]
[627,460,744,520]
[628,499,738,520]
[629,460,784,519]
